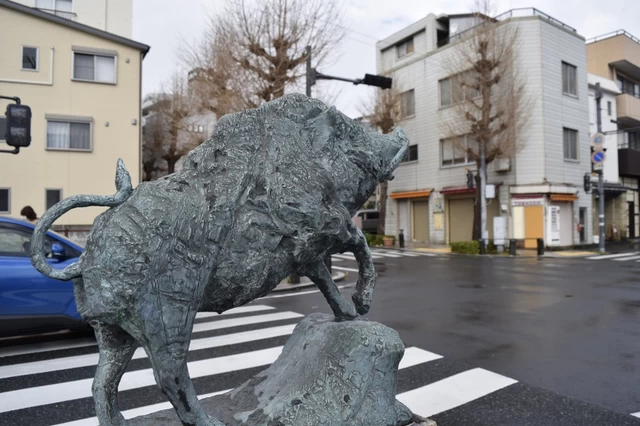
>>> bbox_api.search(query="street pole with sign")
[305,46,393,273]
[594,82,605,253]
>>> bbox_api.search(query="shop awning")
[390,189,432,199]
[440,185,475,195]
[550,193,578,201]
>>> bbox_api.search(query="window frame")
[45,188,62,210]
[400,89,416,119]
[439,72,481,109]
[71,50,117,85]
[607,101,612,116]
[563,127,579,161]
[400,144,419,164]
[0,188,10,214]
[440,135,475,168]
[45,114,94,152]
[396,37,415,59]
[21,45,39,72]
[562,61,578,97]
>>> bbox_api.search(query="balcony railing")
[438,8,576,48]
[586,30,640,45]
[36,8,77,21]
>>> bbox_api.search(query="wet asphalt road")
[266,252,640,420]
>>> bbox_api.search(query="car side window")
[368,212,379,220]
[0,225,53,257]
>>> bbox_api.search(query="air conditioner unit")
[494,157,511,172]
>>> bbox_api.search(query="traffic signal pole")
[595,83,605,254]
[305,46,393,272]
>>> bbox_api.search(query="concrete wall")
[0,5,143,226]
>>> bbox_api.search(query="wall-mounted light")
[105,121,110,127]
[126,58,130,64]
[131,119,137,125]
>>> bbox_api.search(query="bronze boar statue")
[30,93,409,426]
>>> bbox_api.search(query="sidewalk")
[273,271,346,292]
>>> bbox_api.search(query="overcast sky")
[132,0,639,118]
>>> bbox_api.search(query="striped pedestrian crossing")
[0,303,524,426]
[331,248,438,263]
[585,252,640,261]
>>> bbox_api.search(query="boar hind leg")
[302,261,357,319]
[347,224,377,315]
[140,304,223,426]
[92,322,137,426]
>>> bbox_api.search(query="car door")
[0,223,77,317]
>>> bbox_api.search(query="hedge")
[451,240,498,255]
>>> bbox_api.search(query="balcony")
[587,31,640,81]
[618,132,640,177]
[617,93,640,127]
[36,8,77,21]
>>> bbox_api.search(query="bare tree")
[440,0,531,241]
[142,74,208,178]
[211,0,345,103]
[360,87,402,235]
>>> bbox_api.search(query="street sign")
[591,132,605,150]
[592,150,605,164]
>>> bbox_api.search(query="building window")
[0,189,9,213]
[439,73,478,108]
[396,38,414,58]
[607,101,612,116]
[616,74,640,99]
[73,53,116,83]
[400,89,415,118]
[45,189,62,210]
[36,0,73,19]
[22,46,38,71]
[441,136,476,167]
[401,144,418,163]
[562,62,577,96]
[46,120,92,151]
[629,131,640,151]
[563,128,578,160]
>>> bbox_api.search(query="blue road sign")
[592,151,605,164]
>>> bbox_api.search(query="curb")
[272,271,346,293]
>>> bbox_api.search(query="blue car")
[0,216,86,337]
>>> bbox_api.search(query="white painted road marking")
[585,252,640,260]
[0,305,278,358]
[0,324,297,379]
[397,368,518,418]
[331,266,359,272]
[614,255,640,261]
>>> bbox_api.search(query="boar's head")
[305,101,409,215]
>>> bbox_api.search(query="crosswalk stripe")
[397,368,518,418]
[0,324,297,379]
[586,252,639,260]
[0,312,301,360]
[0,306,281,358]
[369,251,402,258]
[52,389,233,426]
[329,257,344,262]
[613,255,640,261]
[374,249,419,257]
[0,346,285,413]
[195,305,275,319]
[631,412,640,418]
[399,347,442,368]
[0,344,438,414]
[192,312,303,334]
[331,266,359,272]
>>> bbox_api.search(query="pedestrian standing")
[20,205,39,224]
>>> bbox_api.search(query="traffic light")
[5,103,31,148]
[584,173,591,194]
[466,169,474,190]
[362,74,392,89]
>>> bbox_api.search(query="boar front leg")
[346,223,376,315]
[301,261,357,319]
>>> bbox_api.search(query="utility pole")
[479,139,488,251]
[305,45,393,272]
[594,83,606,254]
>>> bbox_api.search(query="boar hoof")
[352,292,371,315]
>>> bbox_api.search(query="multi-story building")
[0,0,149,243]
[11,0,132,38]
[377,8,592,248]
[587,31,640,240]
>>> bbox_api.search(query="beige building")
[587,31,640,240]
[0,0,149,243]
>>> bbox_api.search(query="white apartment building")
[587,31,640,240]
[12,0,132,38]
[377,8,592,248]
